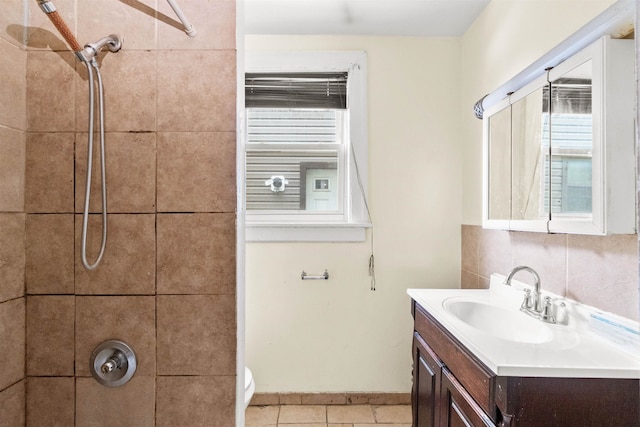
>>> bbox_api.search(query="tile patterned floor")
[245,404,412,426]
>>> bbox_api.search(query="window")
[244,52,369,242]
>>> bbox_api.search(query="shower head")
[35,1,123,63]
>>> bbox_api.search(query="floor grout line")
[246,403,412,426]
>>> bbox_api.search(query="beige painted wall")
[245,36,462,393]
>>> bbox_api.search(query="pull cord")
[80,58,108,270]
[350,141,375,290]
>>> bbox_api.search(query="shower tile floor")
[245,404,412,426]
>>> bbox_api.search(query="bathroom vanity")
[408,278,640,426]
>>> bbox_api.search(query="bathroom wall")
[461,226,639,320]
[1,0,237,425]
[0,1,27,424]
[458,0,639,322]
[245,36,463,393]
[244,0,632,395]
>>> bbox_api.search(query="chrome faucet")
[505,266,542,311]
[504,265,560,323]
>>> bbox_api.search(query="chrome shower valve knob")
[90,340,137,387]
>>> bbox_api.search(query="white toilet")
[244,367,256,409]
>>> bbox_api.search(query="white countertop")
[408,275,640,379]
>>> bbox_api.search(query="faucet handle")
[521,289,533,309]
[541,296,556,323]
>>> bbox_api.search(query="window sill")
[245,222,371,242]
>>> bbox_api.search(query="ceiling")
[244,0,491,37]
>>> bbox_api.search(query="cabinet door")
[441,368,495,427]
[413,332,443,427]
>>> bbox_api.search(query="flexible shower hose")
[80,58,108,270]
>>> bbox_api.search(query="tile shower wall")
[461,225,640,321]
[5,0,236,425]
[0,0,27,424]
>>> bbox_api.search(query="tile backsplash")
[0,0,237,425]
[461,225,639,321]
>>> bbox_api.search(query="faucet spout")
[505,266,542,312]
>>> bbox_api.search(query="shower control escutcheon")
[90,340,137,387]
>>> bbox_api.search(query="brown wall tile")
[75,132,156,213]
[0,39,26,130]
[157,295,236,375]
[0,380,25,427]
[461,224,479,274]
[157,132,236,212]
[26,296,75,376]
[157,51,236,132]
[76,376,155,427]
[0,214,25,303]
[0,127,25,212]
[24,2,238,424]
[511,231,567,296]
[158,0,236,50]
[26,51,76,132]
[26,377,74,427]
[477,228,512,280]
[75,296,156,377]
[75,214,155,295]
[156,376,235,427]
[0,0,25,48]
[567,234,639,320]
[157,213,235,295]
[76,0,157,51]
[25,132,74,213]
[75,51,157,132]
[25,214,74,294]
[0,299,25,391]
[462,225,639,320]
[460,270,480,289]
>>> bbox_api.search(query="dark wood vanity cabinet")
[411,300,640,427]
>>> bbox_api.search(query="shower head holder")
[78,34,123,63]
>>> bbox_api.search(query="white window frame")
[244,51,370,242]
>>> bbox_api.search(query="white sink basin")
[443,298,553,344]
[408,274,640,378]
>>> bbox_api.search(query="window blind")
[245,72,348,109]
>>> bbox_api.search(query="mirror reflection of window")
[545,60,593,217]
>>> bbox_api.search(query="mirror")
[548,60,593,218]
[483,36,635,235]
[511,84,547,222]
[486,104,511,222]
